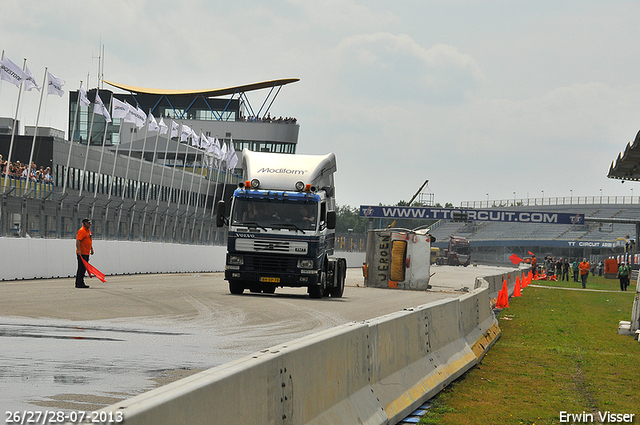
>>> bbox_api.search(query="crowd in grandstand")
[0,155,53,183]
[238,113,297,124]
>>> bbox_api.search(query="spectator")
[618,261,631,291]
[561,258,570,281]
[572,259,579,282]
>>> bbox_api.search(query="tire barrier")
[90,270,509,425]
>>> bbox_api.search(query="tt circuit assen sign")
[359,206,585,225]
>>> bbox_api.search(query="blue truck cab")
[217,149,346,298]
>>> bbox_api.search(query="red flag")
[528,251,534,256]
[81,258,106,283]
[509,254,524,265]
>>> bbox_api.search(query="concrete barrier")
[91,273,503,425]
[0,236,365,280]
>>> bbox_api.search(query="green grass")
[418,276,639,425]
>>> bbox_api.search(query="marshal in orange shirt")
[76,226,93,256]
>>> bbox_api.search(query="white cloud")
[2,0,640,209]
[333,33,484,104]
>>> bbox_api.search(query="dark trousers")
[76,254,90,287]
[573,271,579,282]
[581,273,588,288]
[620,275,629,291]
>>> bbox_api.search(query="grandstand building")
[428,201,640,266]
[0,79,300,242]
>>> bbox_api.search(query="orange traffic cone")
[514,279,521,297]
[496,280,509,308]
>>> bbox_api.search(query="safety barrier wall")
[91,272,506,425]
[0,237,365,281]
[478,268,527,300]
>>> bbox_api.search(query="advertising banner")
[359,206,584,225]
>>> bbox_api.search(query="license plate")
[260,277,280,283]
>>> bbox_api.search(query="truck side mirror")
[326,211,336,229]
[216,200,226,227]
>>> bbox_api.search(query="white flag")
[78,84,91,106]
[0,55,29,88]
[191,130,199,147]
[206,137,216,154]
[148,115,159,132]
[23,66,41,92]
[93,92,112,123]
[47,71,65,97]
[127,105,146,129]
[226,139,235,162]
[181,124,192,142]
[158,117,168,135]
[228,149,238,170]
[227,139,237,170]
[220,143,228,165]
[112,97,129,119]
[170,120,179,138]
[212,137,223,159]
[200,132,208,149]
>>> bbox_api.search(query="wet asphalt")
[0,265,510,413]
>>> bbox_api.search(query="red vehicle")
[436,235,471,266]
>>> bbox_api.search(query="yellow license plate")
[260,277,280,283]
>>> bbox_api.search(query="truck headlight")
[229,255,244,265]
[297,259,314,269]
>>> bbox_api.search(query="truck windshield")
[455,245,470,255]
[231,198,319,231]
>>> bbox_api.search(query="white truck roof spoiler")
[242,149,336,192]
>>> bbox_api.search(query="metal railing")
[461,195,640,209]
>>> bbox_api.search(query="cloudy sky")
[2,0,640,209]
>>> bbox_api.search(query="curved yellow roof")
[103,78,300,97]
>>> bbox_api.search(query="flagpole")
[63,81,84,195]
[0,50,5,105]
[165,123,183,241]
[25,67,47,194]
[130,110,152,238]
[117,109,137,239]
[174,131,190,242]
[141,118,162,240]
[210,155,223,219]
[78,89,99,198]
[108,118,124,200]
[198,147,212,243]
[94,93,113,198]
[183,141,201,241]
[145,120,162,203]
[152,120,173,240]
[3,58,26,190]
[121,116,135,201]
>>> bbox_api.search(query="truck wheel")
[309,271,325,299]
[329,259,345,298]
[229,281,244,295]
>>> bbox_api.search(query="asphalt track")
[0,264,510,414]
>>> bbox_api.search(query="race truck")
[435,235,471,266]
[216,149,347,298]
